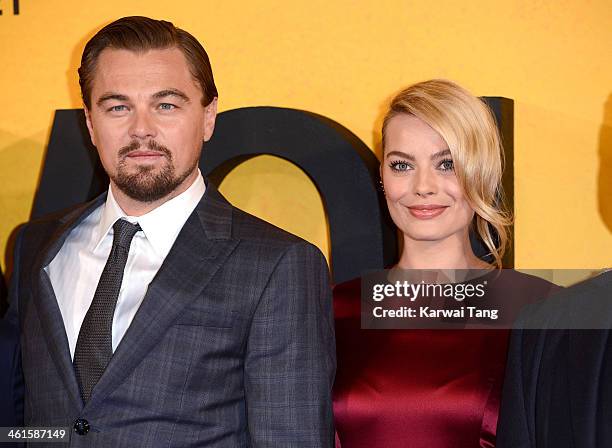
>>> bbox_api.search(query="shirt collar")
[93,170,206,258]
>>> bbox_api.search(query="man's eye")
[159,103,176,110]
[389,161,412,172]
[439,159,454,172]
[108,105,127,112]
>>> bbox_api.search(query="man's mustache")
[118,140,172,159]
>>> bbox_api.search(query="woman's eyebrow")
[431,149,452,159]
[385,149,451,160]
[385,150,415,161]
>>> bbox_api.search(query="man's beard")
[111,140,197,203]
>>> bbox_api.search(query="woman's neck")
[397,232,491,270]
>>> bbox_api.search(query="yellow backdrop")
[0,0,610,273]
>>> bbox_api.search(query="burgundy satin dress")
[333,271,559,448]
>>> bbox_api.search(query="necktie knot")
[112,219,141,249]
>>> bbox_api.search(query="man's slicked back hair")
[79,16,218,109]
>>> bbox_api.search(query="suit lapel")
[86,184,239,410]
[31,194,108,411]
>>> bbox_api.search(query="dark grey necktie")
[74,219,141,402]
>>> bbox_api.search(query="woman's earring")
[379,179,385,195]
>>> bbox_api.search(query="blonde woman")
[333,80,559,447]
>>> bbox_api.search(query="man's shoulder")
[213,204,328,274]
[228,205,329,267]
[230,205,307,248]
[18,211,68,251]
[18,196,103,252]
[517,270,612,331]
[496,269,561,295]
[203,182,311,250]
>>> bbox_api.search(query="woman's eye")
[439,159,454,172]
[389,161,412,172]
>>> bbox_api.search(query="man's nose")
[414,168,437,197]
[128,109,157,139]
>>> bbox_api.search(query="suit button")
[73,418,90,435]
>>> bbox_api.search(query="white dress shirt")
[47,171,205,359]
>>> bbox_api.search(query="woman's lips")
[408,205,449,219]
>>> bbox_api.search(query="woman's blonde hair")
[382,79,511,268]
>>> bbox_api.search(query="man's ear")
[203,97,218,142]
[84,106,96,146]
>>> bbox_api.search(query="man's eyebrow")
[385,149,451,160]
[152,89,190,102]
[96,93,129,106]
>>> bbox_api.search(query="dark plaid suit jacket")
[6,182,336,447]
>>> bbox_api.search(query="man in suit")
[5,16,335,447]
[497,270,612,447]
